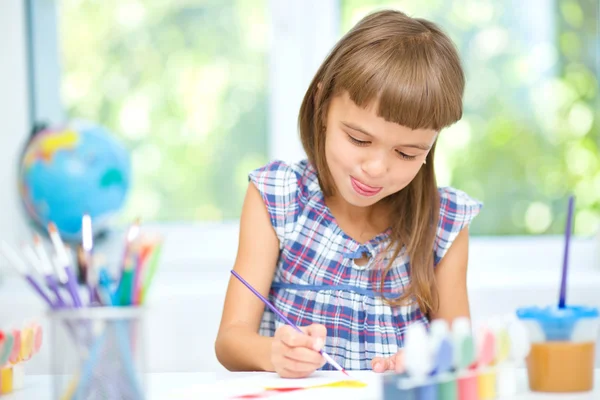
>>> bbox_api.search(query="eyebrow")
[341,122,432,151]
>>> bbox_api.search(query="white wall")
[0,1,29,244]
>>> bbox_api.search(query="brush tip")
[47,222,57,233]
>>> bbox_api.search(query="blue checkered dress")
[248,160,482,370]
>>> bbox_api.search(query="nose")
[361,155,387,178]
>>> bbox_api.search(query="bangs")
[334,33,464,131]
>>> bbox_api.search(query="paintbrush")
[47,222,83,307]
[23,241,68,308]
[558,195,575,309]
[0,241,57,308]
[230,270,349,376]
[82,214,99,304]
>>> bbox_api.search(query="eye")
[396,151,417,161]
[347,134,369,146]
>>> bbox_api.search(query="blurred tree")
[59,0,268,222]
[341,0,599,235]
[59,0,598,235]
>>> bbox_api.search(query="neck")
[326,194,389,230]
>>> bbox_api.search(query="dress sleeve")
[433,187,483,266]
[248,160,301,248]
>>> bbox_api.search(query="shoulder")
[248,159,319,200]
[437,186,483,223]
[249,160,300,185]
[248,159,315,244]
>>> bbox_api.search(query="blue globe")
[19,121,131,242]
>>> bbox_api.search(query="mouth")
[350,176,382,197]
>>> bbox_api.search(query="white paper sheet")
[167,370,383,400]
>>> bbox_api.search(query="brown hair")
[298,10,465,315]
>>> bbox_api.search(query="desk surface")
[3,370,600,400]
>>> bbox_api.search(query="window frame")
[0,1,30,246]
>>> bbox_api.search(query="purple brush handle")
[231,270,301,333]
[559,196,575,309]
[64,266,83,307]
[25,275,57,309]
[230,269,342,368]
[45,275,68,308]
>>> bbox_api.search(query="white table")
[2,370,600,399]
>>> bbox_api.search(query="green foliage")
[59,0,268,222]
[341,0,599,235]
[60,0,599,235]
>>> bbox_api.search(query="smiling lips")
[350,176,382,197]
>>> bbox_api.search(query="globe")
[18,121,131,243]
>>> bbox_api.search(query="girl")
[215,9,482,378]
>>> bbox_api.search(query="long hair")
[298,10,465,315]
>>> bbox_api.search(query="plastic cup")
[516,305,599,392]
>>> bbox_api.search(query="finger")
[281,328,322,351]
[271,338,286,357]
[388,356,396,371]
[302,324,327,340]
[394,351,405,373]
[274,349,321,378]
[282,356,323,374]
[371,356,388,373]
[279,367,315,379]
[285,346,324,366]
[299,325,326,351]
[274,325,296,339]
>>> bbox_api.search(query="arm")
[214,182,281,371]
[429,226,471,323]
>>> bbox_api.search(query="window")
[54,0,269,222]
[29,1,599,236]
[29,0,338,228]
[342,0,599,235]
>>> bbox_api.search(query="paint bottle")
[452,317,478,400]
[496,315,530,397]
[429,320,456,400]
[405,323,436,400]
[475,324,496,399]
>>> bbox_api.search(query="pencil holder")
[48,307,146,400]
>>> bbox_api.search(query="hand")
[271,324,327,378]
[371,350,405,373]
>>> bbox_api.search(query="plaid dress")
[248,160,482,370]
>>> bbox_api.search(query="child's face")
[325,92,438,208]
